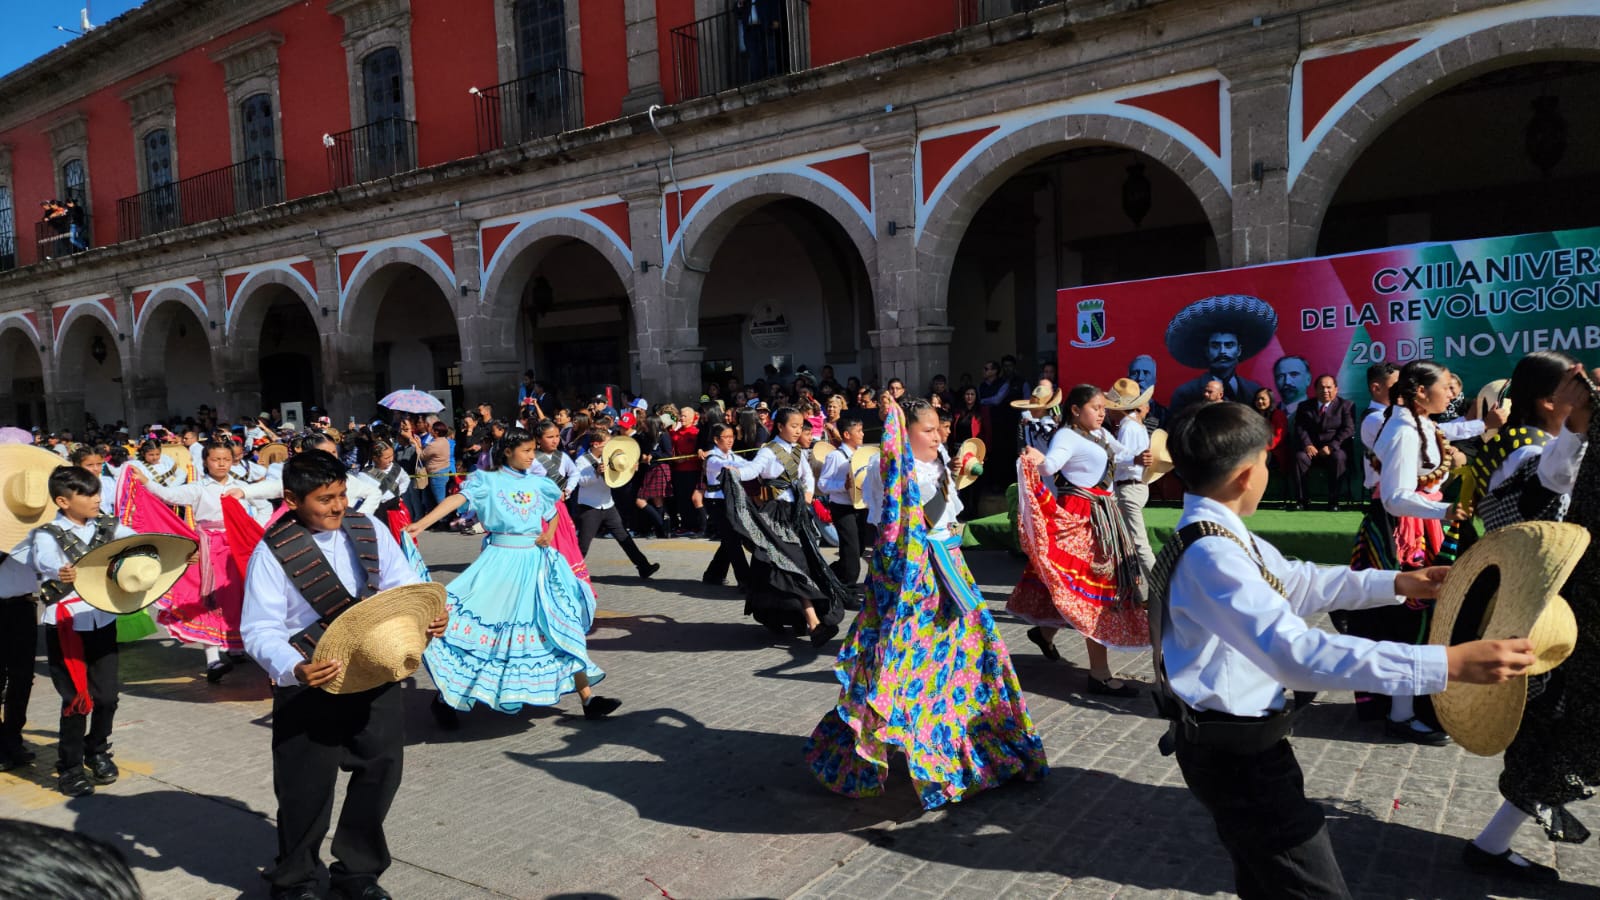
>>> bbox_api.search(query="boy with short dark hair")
[241,450,444,900]
[818,414,869,594]
[1150,401,1539,897]
[30,466,136,797]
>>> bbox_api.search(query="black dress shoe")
[1086,675,1141,698]
[639,562,661,579]
[582,696,622,720]
[332,883,393,900]
[809,622,839,648]
[842,595,863,612]
[271,885,322,900]
[1329,500,1342,512]
[700,573,726,586]
[57,769,94,798]
[206,658,235,684]
[1385,717,1450,746]
[3,742,36,766]
[1462,841,1559,882]
[1026,626,1062,662]
[430,697,461,731]
[85,750,119,785]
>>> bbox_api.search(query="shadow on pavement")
[586,614,826,656]
[66,789,274,898]
[507,707,920,834]
[116,639,272,705]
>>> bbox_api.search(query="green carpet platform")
[962,485,1364,565]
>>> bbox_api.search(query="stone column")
[451,221,519,417]
[625,178,702,402]
[620,0,664,114]
[863,115,952,390]
[1223,25,1299,267]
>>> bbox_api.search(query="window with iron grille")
[240,93,281,206]
[144,129,178,233]
[515,0,567,77]
[0,186,14,270]
[362,47,410,177]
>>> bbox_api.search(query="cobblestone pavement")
[2,530,1597,899]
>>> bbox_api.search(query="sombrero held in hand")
[74,533,199,615]
[312,582,448,694]
[1163,295,1279,369]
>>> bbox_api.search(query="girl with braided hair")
[1342,360,1469,743]
[1461,358,1597,882]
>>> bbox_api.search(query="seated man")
[1292,375,1356,510]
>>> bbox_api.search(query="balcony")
[35,211,91,261]
[671,0,811,102]
[472,67,585,154]
[0,228,13,273]
[956,0,1055,28]
[326,117,419,189]
[116,157,286,243]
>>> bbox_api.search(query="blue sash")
[928,534,984,616]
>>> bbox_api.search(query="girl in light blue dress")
[407,426,620,726]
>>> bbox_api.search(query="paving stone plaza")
[1,532,1595,900]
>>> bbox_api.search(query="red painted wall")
[809,1,957,67]
[411,0,500,166]
[657,0,696,105]
[253,3,352,199]
[580,1,628,125]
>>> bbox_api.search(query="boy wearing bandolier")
[241,451,444,900]
[1147,401,1538,897]
[30,467,136,797]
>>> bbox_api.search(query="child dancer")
[408,426,621,726]
[808,398,1047,809]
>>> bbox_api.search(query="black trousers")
[267,682,403,893]
[1176,737,1351,900]
[827,502,869,588]
[1293,447,1348,504]
[671,469,702,531]
[44,622,119,771]
[701,499,749,583]
[577,504,652,571]
[0,597,38,753]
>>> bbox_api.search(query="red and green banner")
[1058,226,1600,417]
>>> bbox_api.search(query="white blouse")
[863,450,963,539]
[1488,427,1588,495]
[1038,426,1128,489]
[131,457,187,487]
[1373,406,1451,519]
[144,474,281,525]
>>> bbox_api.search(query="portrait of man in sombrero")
[1165,294,1279,414]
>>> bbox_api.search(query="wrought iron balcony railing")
[326,117,419,189]
[956,0,1055,28]
[116,156,285,242]
[472,67,586,154]
[35,212,91,261]
[671,0,811,102]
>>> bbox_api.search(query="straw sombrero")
[601,435,641,489]
[257,442,289,466]
[161,444,193,468]
[311,582,447,694]
[1474,378,1511,440]
[1164,295,1278,369]
[0,444,65,553]
[850,444,879,510]
[954,438,986,491]
[74,533,199,615]
[1010,384,1062,412]
[811,441,837,468]
[1104,377,1154,412]
[1429,521,1588,756]
[1141,429,1174,485]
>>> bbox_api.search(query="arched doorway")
[252,285,323,413]
[140,299,213,421]
[346,261,462,420]
[697,198,873,390]
[0,327,46,429]
[946,145,1218,388]
[1317,60,1600,254]
[514,240,633,407]
[57,311,126,431]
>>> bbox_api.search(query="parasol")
[379,388,444,414]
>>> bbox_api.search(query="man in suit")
[1293,374,1356,510]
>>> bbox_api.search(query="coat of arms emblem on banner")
[1070,298,1114,349]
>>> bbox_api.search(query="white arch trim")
[0,313,44,347]
[914,68,1231,242]
[224,263,319,332]
[132,279,207,336]
[480,202,635,285]
[659,147,877,269]
[337,232,457,316]
[1288,0,1591,189]
[52,297,120,352]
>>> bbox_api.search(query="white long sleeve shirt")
[533,451,579,496]
[1039,426,1127,489]
[1360,402,1484,490]
[1163,494,1449,717]
[747,438,814,502]
[863,450,963,539]
[816,445,859,506]
[0,543,37,598]
[1373,406,1452,519]
[240,514,421,686]
[143,474,281,526]
[132,456,187,487]
[573,451,616,510]
[704,448,758,500]
[31,514,137,630]
[1113,415,1149,484]
[1487,426,1589,495]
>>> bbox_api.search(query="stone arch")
[339,243,459,338]
[662,170,880,332]
[54,303,126,429]
[0,319,49,429]
[478,216,637,348]
[134,287,207,363]
[917,114,1233,318]
[1288,17,1600,257]
[227,268,321,347]
[135,289,215,422]
[52,301,120,355]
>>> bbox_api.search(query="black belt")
[1115,479,1140,487]
[1175,706,1299,755]
[1,594,37,605]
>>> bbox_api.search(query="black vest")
[265,513,381,659]
[38,516,121,606]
